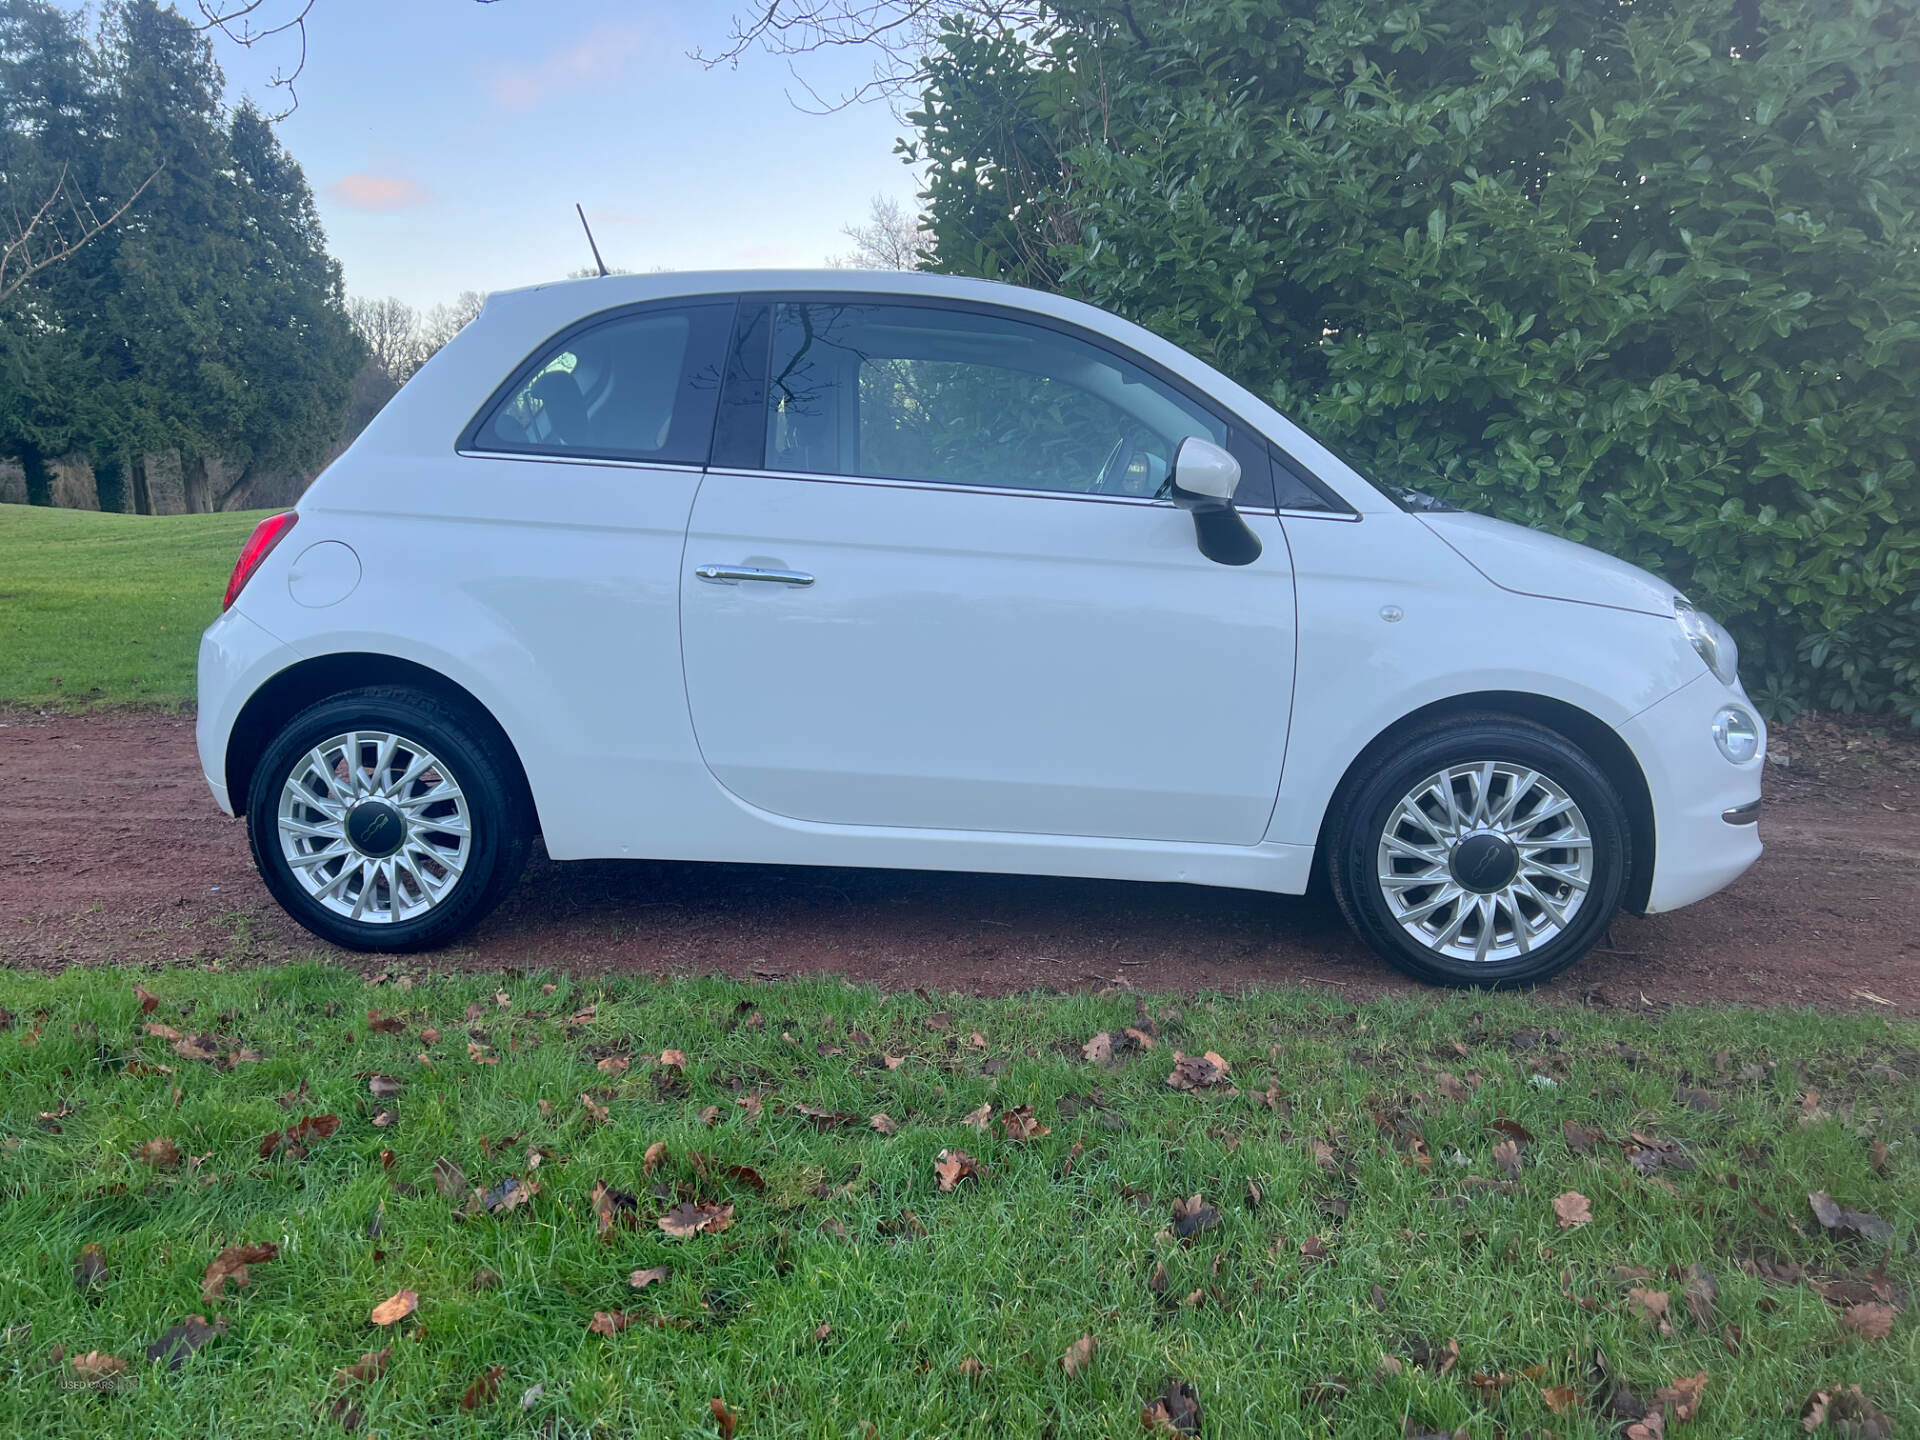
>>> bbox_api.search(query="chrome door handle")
[695,564,814,587]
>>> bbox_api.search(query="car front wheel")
[1328,716,1630,988]
[247,687,530,952]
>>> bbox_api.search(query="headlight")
[1712,706,1760,763]
[1674,597,1739,685]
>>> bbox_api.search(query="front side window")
[470,302,730,465]
[763,302,1227,498]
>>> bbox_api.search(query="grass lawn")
[0,964,1911,1437]
[0,503,271,710]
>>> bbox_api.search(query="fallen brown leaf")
[660,1048,687,1069]
[1801,1384,1893,1436]
[367,1010,406,1035]
[135,1136,181,1169]
[1167,1050,1231,1091]
[1061,1333,1097,1376]
[592,1180,638,1238]
[1541,1384,1581,1415]
[1839,1303,1896,1341]
[579,1092,610,1126]
[1654,1370,1708,1423]
[369,1289,418,1326]
[1142,1376,1203,1434]
[958,1356,987,1379]
[935,1148,980,1192]
[1808,1192,1894,1244]
[1000,1105,1049,1141]
[1628,1287,1675,1336]
[870,1112,899,1136]
[1554,1191,1593,1228]
[335,1347,391,1385]
[202,1241,279,1305]
[1171,1194,1222,1240]
[461,1366,504,1409]
[74,1243,108,1291]
[72,1351,127,1380]
[133,985,160,1015]
[588,1310,633,1336]
[259,1113,340,1159]
[960,1102,993,1132]
[596,1055,629,1077]
[658,1201,734,1239]
[145,1314,225,1369]
[1492,1138,1522,1181]
[711,1397,738,1438]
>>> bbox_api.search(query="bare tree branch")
[194,0,506,120]
[0,162,164,306]
[692,1,1050,110]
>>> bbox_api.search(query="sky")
[63,0,925,309]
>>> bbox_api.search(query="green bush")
[908,0,1920,721]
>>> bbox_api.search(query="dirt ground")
[3,707,1916,1012]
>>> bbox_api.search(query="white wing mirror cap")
[1173,437,1241,501]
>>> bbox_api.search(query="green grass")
[0,964,1912,1437]
[0,504,272,710]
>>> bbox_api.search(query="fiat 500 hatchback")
[198,270,1764,987]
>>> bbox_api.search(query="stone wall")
[0,459,26,506]
[49,455,99,510]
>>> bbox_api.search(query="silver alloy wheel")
[276,731,472,925]
[1375,762,1594,964]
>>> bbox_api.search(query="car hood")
[1417,511,1677,617]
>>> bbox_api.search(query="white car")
[197,270,1764,987]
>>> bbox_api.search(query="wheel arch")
[1313,690,1656,915]
[224,652,540,836]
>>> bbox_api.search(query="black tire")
[247,686,530,953]
[1327,714,1629,988]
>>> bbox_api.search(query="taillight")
[222,511,299,611]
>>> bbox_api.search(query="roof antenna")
[575,203,609,277]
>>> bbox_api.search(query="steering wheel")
[1091,436,1137,495]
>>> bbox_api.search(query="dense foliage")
[0,0,362,510]
[907,0,1920,720]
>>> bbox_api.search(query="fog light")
[1712,707,1760,763]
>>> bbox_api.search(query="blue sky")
[66,1,923,308]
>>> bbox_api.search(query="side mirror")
[1169,437,1262,566]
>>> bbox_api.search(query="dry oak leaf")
[202,1242,279,1305]
[367,1009,406,1035]
[432,1156,467,1203]
[588,1310,633,1337]
[935,1147,980,1192]
[335,1347,392,1386]
[1654,1371,1709,1424]
[643,1141,669,1173]
[1082,1031,1116,1065]
[369,1289,419,1326]
[958,1356,988,1379]
[870,1112,899,1136]
[711,1397,738,1439]
[1062,1333,1098,1376]
[579,1092,610,1126]
[961,1102,994,1132]
[1808,1192,1895,1244]
[74,1243,108,1291]
[367,1074,403,1098]
[596,1055,630,1077]
[1801,1384,1894,1437]
[593,1181,639,1239]
[133,984,161,1015]
[1000,1105,1049,1142]
[468,1041,498,1066]
[136,1136,182,1169]
[1629,1288,1676,1336]
[1839,1303,1897,1341]
[659,1201,734,1239]
[1171,1194,1222,1240]
[1142,1377,1204,1435]
[1167,1050,1231,1091]
[259,1112,340,1159]
[659,1048,688,1069]
[461,1365,505,1409]
[1492,1138,1522,1181]
[1541,1384,1582,1415]
[71,1351,127,1382]
[1553,1191,1593,1228]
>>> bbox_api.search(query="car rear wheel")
[1328,715,1629,988]
[247,687,530,952]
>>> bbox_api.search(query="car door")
[677,296,1297,846]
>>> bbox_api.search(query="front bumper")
[196,608,298,816]
[1619,674,1766,913]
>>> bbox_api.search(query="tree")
[828,193,932,269]
[419,290,486,357]
[348,295,425,386]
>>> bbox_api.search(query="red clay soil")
[3,707,1916,1012]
